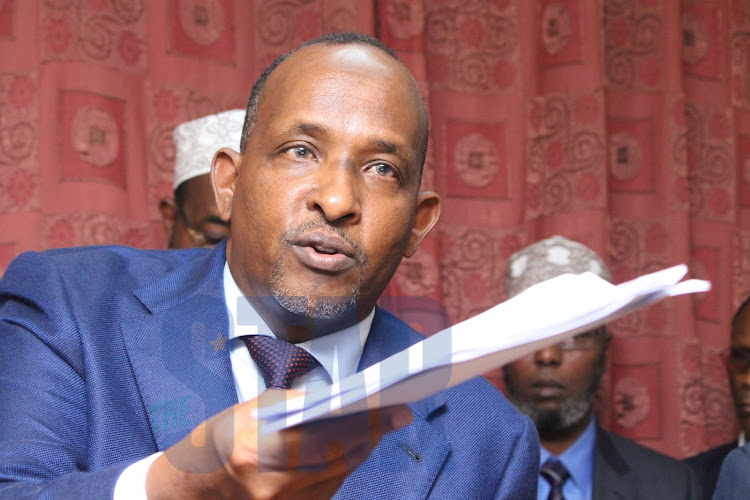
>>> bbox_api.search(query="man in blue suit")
[0,33,538,499]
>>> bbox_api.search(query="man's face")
[728,306,750,436]
[215,44,439,332]
[503,332,607,432]
[163,174,229,249]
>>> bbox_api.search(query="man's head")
[159,109,244,249]
[502,235,611,435]
[211,33,440,339]
[728,297,750,437]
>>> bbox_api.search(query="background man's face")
[503,335,606,431]
[223,44,434,323]
[729,306,750,435]
[164,174,229,249]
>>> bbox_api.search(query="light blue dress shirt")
[537,417,596,500]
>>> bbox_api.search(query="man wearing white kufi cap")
[158,109,244,248]
[501,235,699,500]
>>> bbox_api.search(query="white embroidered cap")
[505,235,612,298]
[172,109,245,190]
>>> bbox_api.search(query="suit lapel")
[592,428,633,500]
[121,242,237,450]
[340,308,450,499]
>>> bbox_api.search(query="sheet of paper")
[256,264,710,432]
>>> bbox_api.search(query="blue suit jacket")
[0,243,539,499]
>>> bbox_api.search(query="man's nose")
[306,163,362,224]
[533,345,563,366]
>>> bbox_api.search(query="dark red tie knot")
[243,335,320,390]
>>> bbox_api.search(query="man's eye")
[291,146,311,159]
[373,163,395,177]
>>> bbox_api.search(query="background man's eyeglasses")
[178,206,230,247]
[727,347,750,373]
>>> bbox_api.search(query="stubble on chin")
[269,222,368,320]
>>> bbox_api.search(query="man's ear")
[158,197,177,240]
[211,147,242,222]
[404,191,441,258]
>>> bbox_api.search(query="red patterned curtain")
[1,0,748,459]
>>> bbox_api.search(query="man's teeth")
[313,245,336,254]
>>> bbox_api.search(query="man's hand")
[145,390,412,500]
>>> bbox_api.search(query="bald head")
[240,33,429,176]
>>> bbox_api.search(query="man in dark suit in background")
[0,32,539,499]
[686,296,750,499]
[502,235,699,500]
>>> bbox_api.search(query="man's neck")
[539,412,593,456]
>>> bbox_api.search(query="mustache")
[282,220,368,265]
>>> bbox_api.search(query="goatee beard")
[270,222,367,320]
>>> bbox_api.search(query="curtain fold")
[0,0,747,458]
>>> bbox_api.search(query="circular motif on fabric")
[81,17,114,60]
[394,250,438,296]
[606,50,635,87]
[485,15,517,57]
[386,1,424,40]
[681,379,703,416]
[1,122,36,161]
[608,131,642,181]
[541,3,571,55]
[704,390,733,427]
[45,20,73,54]
[571,131,604,166]
[425,10,458,54]
[609,220,639,263]
[82,214,120,245]
[324,8,355,34]
[632,14,661,55]
[45,218,76,249]
[150,127,177,172]
[6,169,36,207]
[113,0,145,24]
[118,30,141,65]
[542,174,572,213]
[152,90,180,122]
[682,13,709,65]
[453,133,500,187]
[614,376,650,428]
[71,106,120,168]
[9,76,35,109]
[258,3,294,46]
[457,53,490,89]
[178,0,226,47]
[458,229,492,268]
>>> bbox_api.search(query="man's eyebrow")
[288,122,328,137]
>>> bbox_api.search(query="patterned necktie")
[540,458,570,500]
[243,335,320,389]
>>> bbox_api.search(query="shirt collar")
[223,262,373,383]
[740,431,747,447]
[540,416,596,495]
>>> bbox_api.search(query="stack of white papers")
[257,264,710,432]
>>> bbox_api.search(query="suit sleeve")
[493,414,539,500]
[712,445,750,500]
[0,251,128,498]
